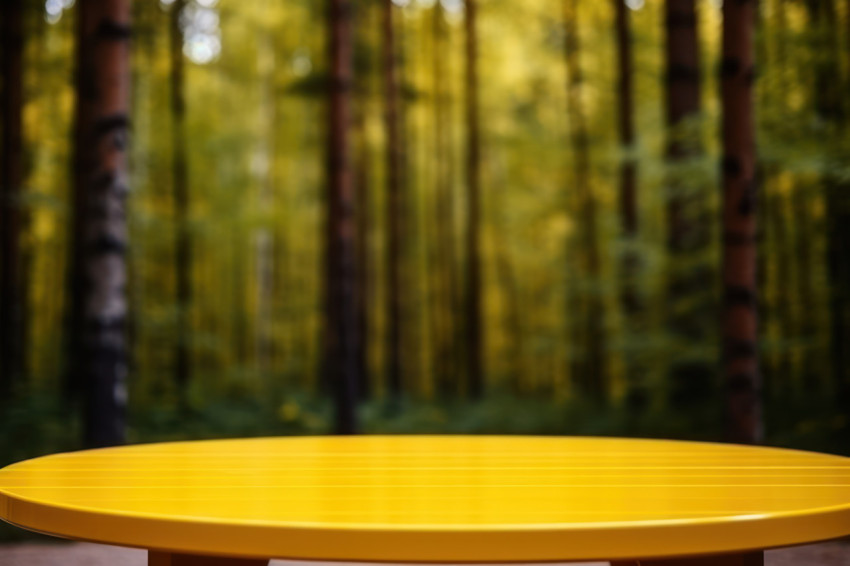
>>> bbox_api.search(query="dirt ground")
[1,541,849,566]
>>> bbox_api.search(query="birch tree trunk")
[721,0,761,444]
[73,0,133,448]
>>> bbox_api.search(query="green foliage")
[0,391,78,469]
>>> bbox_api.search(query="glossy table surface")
[1,436,850,562]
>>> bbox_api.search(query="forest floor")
[1,541,849,566]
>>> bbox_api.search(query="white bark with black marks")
[74,0,133,448]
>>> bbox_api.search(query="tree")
[254,22,276,379]
[0,0,26,397]
[664,0,701,173]
[614,0,636,241]
[353,103,372,400]
[429,2,460,397]
[170,0,192,406]
[465,0,483,399]
[72,0,133,448]
[663,0,711,409]
[805,0,850,419]
[721,0,761,444]
[383,0,404,401]
[564,0,606,401]
[326,0,359,434]
[352,0,375,401]
[613,0,642,409]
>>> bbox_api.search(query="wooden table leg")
[611,550,763,566]
[149,551,269,566]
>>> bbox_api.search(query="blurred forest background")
[0,0,849,490]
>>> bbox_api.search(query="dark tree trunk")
[170,0,192,407]
[664,0,711,410]
[465,0,483,399]
[665,0,702,253]
[827,180,850,414]
[613,0,643,410]
[73,0,133,448]
[354,97,371,401]
[564,0,606,401]
[721,0,761,444]
[492,183,526,394]
[68,0,92,405]
[844,0,850,101]
[805,0,850,418]
[383,0,404,401]
[254,32,276,380]
[0,0,25,398]
[758,0,791,402]
[326,0,359,434]
[792,181,817,383]
[351,0,372,401]
[806,0,843,123]
[615,0,637,239]
[664,0,701,142]
[769,192,792,396]
[430,3,459,397]
[770,1,815,394]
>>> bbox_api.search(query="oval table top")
[1,435,850,562]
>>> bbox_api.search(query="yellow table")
[2,436,850,566]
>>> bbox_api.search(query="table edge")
[4,488,850,562]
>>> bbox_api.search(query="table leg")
[611,550,763,566]
[149,551,269,566]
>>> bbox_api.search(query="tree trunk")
[806,0,843,122]
[758,0,791,402]
[791,181,817,386]
[383,0,404,402]
[0,0,25,398]
[492,182,526,394]
[665,0,703,256]
[615,0,637,239]
[665,0,701,138]
[664,0,711,410]
[844,0,850,100]
[430,3,459,398]
[564,0,606,401]
[354,106,371,400]
[763,180,793,401]
[613,0,643,411]
[464,0,483,399]
[326,0,359,434]
[805,0,850,419]
[721,0,761,444]
[170,0,192,407]
[68,0,92,405]
[254,30,275,379]
[73,0,133,448]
